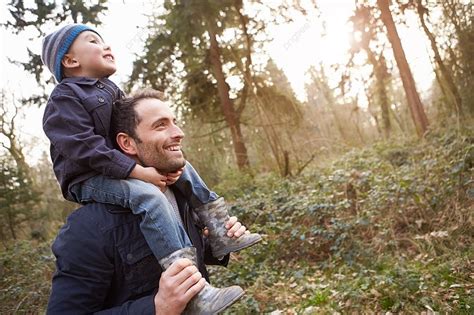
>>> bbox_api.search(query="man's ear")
[116,132,138,156]
[61,54,80,70]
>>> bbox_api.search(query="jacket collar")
[61,77,100,85]
[61,76,115,84]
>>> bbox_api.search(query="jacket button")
[96,83,104,89]
[98,96,105,103]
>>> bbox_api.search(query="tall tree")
[0,92,31,176]
[207,22,250,169]
[306,66,349,142]
[408,0,463,118]
[377,0,429,136]
[440,0,474,117]
[0,156,39,243]
[0,93,40,244]
[251,60,304,176]
[350,4,392,139]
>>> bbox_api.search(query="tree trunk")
[433,65,454,117]
[351,101,366,144]
[376,55,391,139]
[377,0,429,136]
[416,0,463,117]
[234,0,253,115]
[254,94,286,176]
[366,88,383,137]
[310,71,349,142]
[389,104,406,135]
[0,95,33,180]
[234,2,291,175]
[7,210,17,240]
[365,47,392,139]
[207,27,250,169]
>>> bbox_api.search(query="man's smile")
[165,145,182,152]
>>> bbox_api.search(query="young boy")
[41,23,261,313]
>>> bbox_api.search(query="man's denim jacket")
[47,188,228,314]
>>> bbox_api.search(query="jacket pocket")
[117,235,161,295]
[82,94,111,137]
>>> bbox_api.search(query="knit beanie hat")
[41,24,101,82]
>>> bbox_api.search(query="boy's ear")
[116,132,138,156]
[61,54,80,69]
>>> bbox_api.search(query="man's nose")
[171,124,185,139]
[103,43,111,51]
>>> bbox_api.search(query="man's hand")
[154,258,205,315]
[203,216,250,239]
[225,216,250,238]
[165,167,184,186]
[129,165,167,191]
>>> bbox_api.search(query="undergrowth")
[0,241,54,313]
[1,127,472,313]
[211,128,473,314]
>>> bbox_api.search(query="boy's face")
[63,31,116,78]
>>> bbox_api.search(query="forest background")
[0,0,472,313]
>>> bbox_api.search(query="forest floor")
[1,126,473,314]
[212,127,473,314]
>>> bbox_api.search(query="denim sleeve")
[47,211,116,313]
[47,208,157,314]
[173,161,219,207]
[93,295,156,315]
[43,91,135,179]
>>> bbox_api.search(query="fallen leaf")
[370,288,381,297]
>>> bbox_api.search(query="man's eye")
[89,40,97,43]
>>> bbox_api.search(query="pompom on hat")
[41,24,101,82]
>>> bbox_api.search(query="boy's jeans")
[70,162,218,260]
[175,162,218,207]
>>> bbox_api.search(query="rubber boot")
[159,247,244,314]
[194,197,262,258]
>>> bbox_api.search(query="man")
[47,89,250,314]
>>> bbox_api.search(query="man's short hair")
[112,88,166,143]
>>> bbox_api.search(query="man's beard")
[136,142,186,173]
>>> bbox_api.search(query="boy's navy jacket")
[47,188,229,314]
[43,77,136,201]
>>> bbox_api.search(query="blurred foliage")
[0,155,40,243]
[0,241,54,313]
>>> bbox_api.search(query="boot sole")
[185,287,245,315]
[213,234,263,258]
[214,287,245,314]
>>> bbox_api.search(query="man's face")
[65,31,116,78]
[133,98,186,173]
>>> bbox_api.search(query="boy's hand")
[165,167,184,186]
[129,164,167,191]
